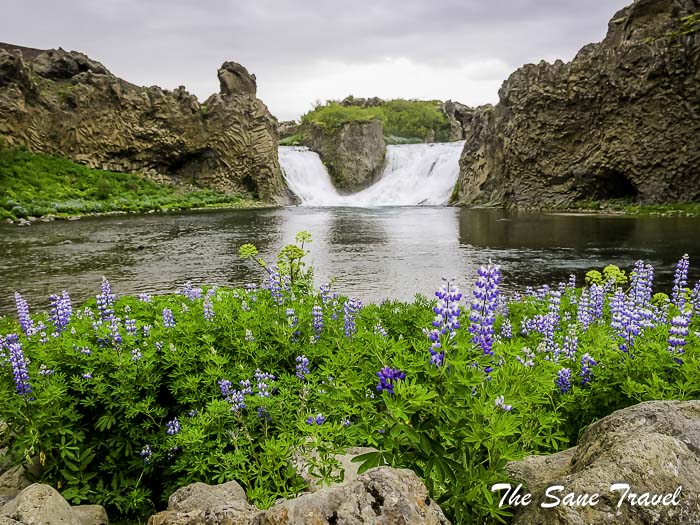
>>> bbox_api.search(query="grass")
[299,99,453,143]
[0,148,259,221]
[565,199,700,217]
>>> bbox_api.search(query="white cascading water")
[279,141,465,206]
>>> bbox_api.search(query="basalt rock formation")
[0,43,290,204]
[307,120,386,193]
[453,0,700,208]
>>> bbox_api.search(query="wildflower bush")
[1,234,699,524]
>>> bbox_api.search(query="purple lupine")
[494,395,513,411]
[374,322,388,337]
[48,292,72,333]
[239,379,253,395]
[162,308,175,328]
[690,281,700,314]
[341,417,351,427]
[589,284,605,321]
[257,406,272,421]
[7,335,32,397]
[319,283,337,305]
[672,254,690,309]
[576,289,592,329]
[580,353,597,386]
[562,327,579,359]
[469,264,501,356]
[516,347,535,367]
[264,265,286,305]
[500,319,513,339]
[311,305,323,340]
[610,290,626,337]
[428,278,462,366]
[219,379,247,411]
[181,281,202,301]
[97,278,116,322]
[125,317,137,336]
[668,312,691,360]
[14,293,35,336]
[203,296,214,321]
[555,368,572,394]
[137,293,152,303]
[131,348,143,361]
[568,274,576,289]
[109,317,122,346]
[376,366,406,395]
[295,355,310,379]
[343,298,362,337]
[306,413,326,425]
[82,372,93,380]
[254,369,276,397]
[139,445,153,463]
[166,418,180,435]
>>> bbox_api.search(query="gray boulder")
[506,400,700,525]
[258,467,450,525]
[1,484,81,525]
[71,505,109,525]
[292,447,378,493]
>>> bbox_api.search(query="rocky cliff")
[453,0,700,208]
[0,44,290,204]
[307,120,386,193]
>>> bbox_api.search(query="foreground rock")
[0,43,289,204]
[307,120,386,193]
[292,446,378,493]
[506,400,700,525]
[453,0,700,208]
[149,467,449,525]
[1,484,81,525]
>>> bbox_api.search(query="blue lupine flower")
[166,418,180,435]
[137,293,152,303]
[341,418,351,427]
[589,284,605,321]
[306,413,326,425]
[343,298,362,337]
[7,335,32,397]
[428,278,462,366]
[672,254,690,309]
[562,327,578,359]
[374,322,388,337]
[494,395,513,411]
[469,264,501,356]
[203,296,214,321]
[82,372,93,380]
[516,347,535,367]
[690,281,700,313]
[555,368,572,394]
[257,406,272,421]
[500,319,513,339]
[14,292,35,336]
[668,312,691,362]
[181,281,202,301]
[295,355,310,380]
[131,348,143,361]
[49,291,72,333]
[162,308,175,328]
[319,283,337,305]
[125,317,137,336]
[244,329,255,342]
[376,366,406,395]
[97,278,116,322]
[139,445,153,463]
[254,369,276,397]
[580,353,597,386]
[311,305,323,340]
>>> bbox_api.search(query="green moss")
[279,133,304,146]
[0,147,258,221]
[300,98,452,142]
[555,199,700,217]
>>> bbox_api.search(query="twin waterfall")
[279,142,465,206]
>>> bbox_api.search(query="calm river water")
[1,207,699,314]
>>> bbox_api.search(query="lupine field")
[1,232,699,524]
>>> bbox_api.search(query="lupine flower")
[181,281,202,301]
[428,278,462,366]
[562,327,579,359]
[341,418,351,427]
[668,312,691,361]
[219,379,247,412]
[589,284,605,321]
[97,278,116,322]
[306,413,326,425]
[263,265,288,305]
[672,254,690,309]
[49,292,72,333]
[131,348,143,361]
[39,364,54,375]
[155,341,163,352]
[580,354,597,386]
[257,407,272,421]
[166,418,181,435]
[79,347,92,355]
[516,347,535,367]
[376,366,406,395]
[137,293,152,303]
[82,372,93,380]
[7,335,32,396]
[319,283,337,305]
[203,296,214,321]
[244,329,255,342]
[15,292,35,336]
[167,446,179,460]
[162,308,175,328]
[125,317,137,336]
[576,288,592,329]
[295,355,310,380]
[555,368,572,394]
[343,298,362,337]
[469,264,501,356]
[254,369,276,397]
[500,319,513,339]
[142,325,151,338]
[691,281,700,313]
[139,445,153,463]
[309,305,323,341]
[374,322,388,337]
[109,317,122,346]
[568,274,576,289]
[494,395,513,411]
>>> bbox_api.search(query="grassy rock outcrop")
[453,0,700,208]
[0,43,290,204]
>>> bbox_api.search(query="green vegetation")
[569,199,700,217]
[0,147,257,221]
[299,98,453,142]
[2,235,698,523]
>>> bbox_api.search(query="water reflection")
[0,207,698,314]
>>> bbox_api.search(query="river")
[1,206,698,314]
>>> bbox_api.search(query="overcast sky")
[2,0,631,121]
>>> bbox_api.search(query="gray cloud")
[1,0,631,119]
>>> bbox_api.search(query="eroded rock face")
[506,400,700,525]
[308,120,386,193]
[454,0,700,208]
[0,43,289,204]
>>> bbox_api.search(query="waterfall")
[279,141,464,206]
